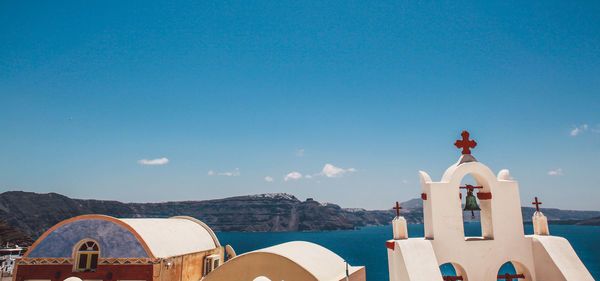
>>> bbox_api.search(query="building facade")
[14,215,226,281]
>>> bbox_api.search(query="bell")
[463,190,481,217]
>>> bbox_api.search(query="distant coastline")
[0,191,599,245]
[524,217,600,226]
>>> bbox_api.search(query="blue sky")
[1,0,599,210]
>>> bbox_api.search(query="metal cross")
[532,197,542,212]
[443,276,464,281]
[393,201,403,217]
[497,273,525,281]
[442,276,463,281]
[459,184,483,192]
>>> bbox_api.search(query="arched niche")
[439,262,468,281]
[496,261,532,281]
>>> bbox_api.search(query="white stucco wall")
[530,235,594,281]
[387,239,443,281]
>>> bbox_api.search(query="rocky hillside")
[0,191,403,237]
[576,216,600,225]
[0,217,34,247]
[0,191,597,238]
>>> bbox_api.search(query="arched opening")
[440,262,467,281]
[459,173,493,239]
[73,239,99,272]
[496,261,532,281]
[253,276,272,281]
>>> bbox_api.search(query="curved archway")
[496,261,532,281]
[253,276,272,281]
[439,262,468,281]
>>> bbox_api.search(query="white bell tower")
[386,131,594,281]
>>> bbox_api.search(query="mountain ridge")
[0,191,598,242]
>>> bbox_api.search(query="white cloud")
[547,168,563,176]
[321,163,356,178]
[264,176,274,182]
[284,172,303,181]
[296,149,305,157]
[305,174,313,179]
[219,168,240,177]
[138,157,169,165]
[570,124,589,136]
[208,168,240,176]
[402,179,409,184]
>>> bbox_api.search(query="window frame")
[73,239,100,272]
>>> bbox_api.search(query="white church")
[387,131,594,281]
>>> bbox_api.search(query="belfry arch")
[455,171,494,240]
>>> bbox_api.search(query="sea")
[216,223,600,280]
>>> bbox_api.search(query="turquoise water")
[216,223,600,280]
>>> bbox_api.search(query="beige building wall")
[154,247,224,281]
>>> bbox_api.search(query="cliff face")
[0,192,402,237]
[0,217,34,246]
[0,191,598,239]
[576,216,600,225]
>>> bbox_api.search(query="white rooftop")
[120,216,219,258]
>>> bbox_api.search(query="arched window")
[74,240,99,272]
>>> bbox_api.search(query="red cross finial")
[393,201,403,217]
[532,197,542,212]
[454,130,477,154]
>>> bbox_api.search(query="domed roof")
[203,241,365,281]
[24,215,220,259]
[251,241,351,280]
